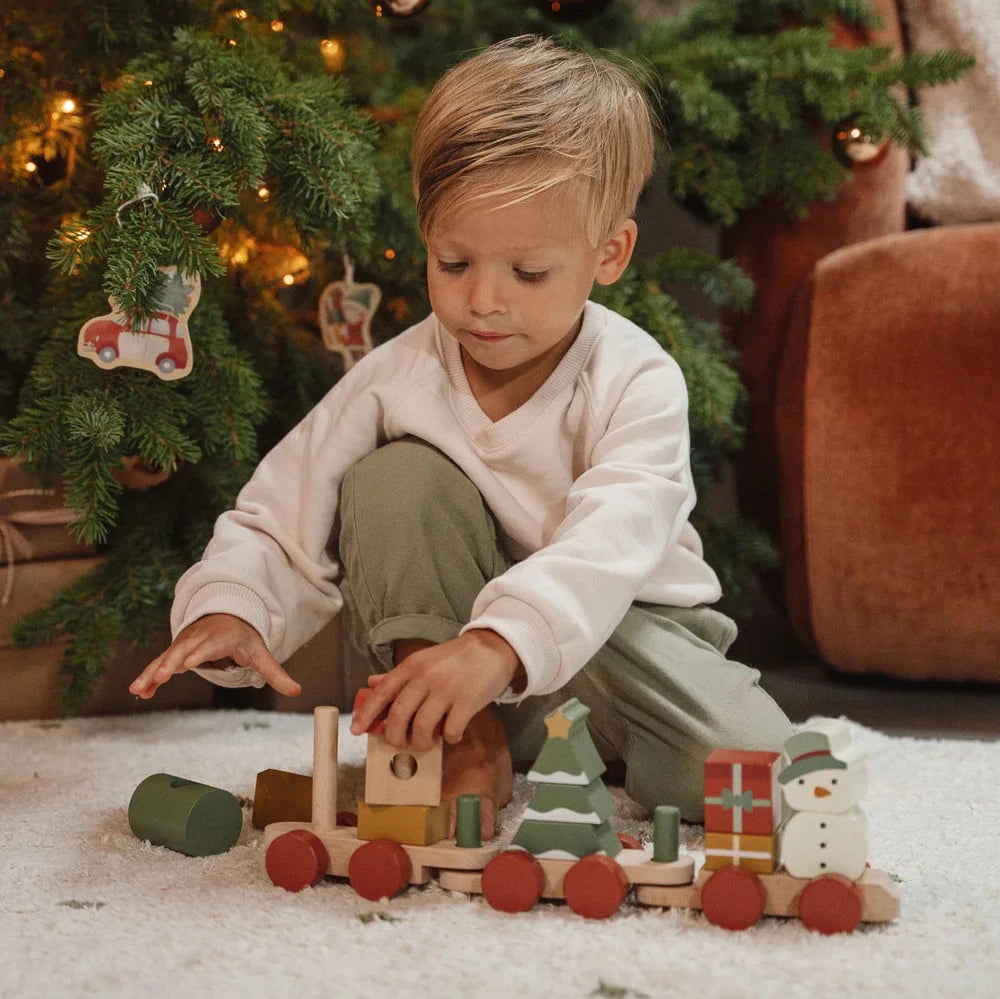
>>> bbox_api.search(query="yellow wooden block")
[357,800,451,846]
[703,831,778,874]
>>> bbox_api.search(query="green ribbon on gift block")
[722,787,755,812]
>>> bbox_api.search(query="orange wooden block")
[252,769,313,829]
[703,831,778,874]
[357,799,451,846]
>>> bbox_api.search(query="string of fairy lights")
[8,0,610,292]
[7,10,394,291]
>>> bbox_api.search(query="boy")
[130,36,791,838]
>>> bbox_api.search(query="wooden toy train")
[259,697,899,933]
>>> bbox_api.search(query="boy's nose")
[467,274,505,316]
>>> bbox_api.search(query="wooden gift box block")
[0,458,96,564]
[703,750,781,835]
[703,831,778,874]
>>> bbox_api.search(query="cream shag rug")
[2,710,997,999]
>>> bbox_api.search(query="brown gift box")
[1,556,103,648]
[2,633,215,721]
[1,556,214,719]
[0,458,96,571]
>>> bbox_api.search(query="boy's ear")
[594,219,638,286]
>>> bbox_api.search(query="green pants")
[338,438,792,821]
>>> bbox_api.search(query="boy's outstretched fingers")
[128,613,301,699]
[229,641,302,697]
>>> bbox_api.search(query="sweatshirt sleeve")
[462,356,697,701]
[170,357,387,681]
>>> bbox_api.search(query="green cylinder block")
[653,805,680,863]
[128,774,243,857]
[455,794,482,848]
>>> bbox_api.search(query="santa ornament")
[77,266,200,381]
[318,256,381,370]
[778,720,869,880]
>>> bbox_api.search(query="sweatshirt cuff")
[172,581,273,690]
[171,580,272,645]
[461,595,561,703]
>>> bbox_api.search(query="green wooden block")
[128,774,243,857]
[653,805,680,863]
[527,699,606,786]
[456,794,482,848]
[522,778,614,824]
[511,818,621,860]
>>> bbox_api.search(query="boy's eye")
[436,260,466,274]
[515,269,549,284]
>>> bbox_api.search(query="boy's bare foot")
[441,705,513,842]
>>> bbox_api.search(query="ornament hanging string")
[342,253,355,285]
[115,183,159,227]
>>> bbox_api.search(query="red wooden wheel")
[348,839,413,901]
[700,866,766,931]
[481,849,546,913]
[563,854,630,920]
[265,829,329,892]
[798,874,863,934]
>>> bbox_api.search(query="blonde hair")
[411,35,659,247]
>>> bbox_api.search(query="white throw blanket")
[2,709,999,998]
[901,0,1000,223]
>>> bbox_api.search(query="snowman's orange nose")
[814,787,831,798]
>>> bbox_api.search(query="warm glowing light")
[270,19,284,31]
[60,99,76,113]
[384,248,396,260]
[320,38,345,72]
[282,273,295,286]
[25,161,38,173]
[75,228,91,242]
[234,8,248,18]
[227,38,237,46]
[144,80,153,86]
[210,137,224,152]
[257,187,270,200]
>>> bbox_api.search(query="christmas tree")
[511,698,621,860]
[0,0,970,711]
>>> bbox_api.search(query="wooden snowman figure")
[778,720,869,880]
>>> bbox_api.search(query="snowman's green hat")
[778,730,848,783]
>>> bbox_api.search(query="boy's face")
[426,183,635,397]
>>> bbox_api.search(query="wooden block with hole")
[354,688,443,806]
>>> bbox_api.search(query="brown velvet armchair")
[724,0,1000,683]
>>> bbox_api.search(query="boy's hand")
[350,629,521,750]
[129,614,302,700]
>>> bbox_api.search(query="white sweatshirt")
[172,301,722,701]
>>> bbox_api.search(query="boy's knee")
[342,437,481,524]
